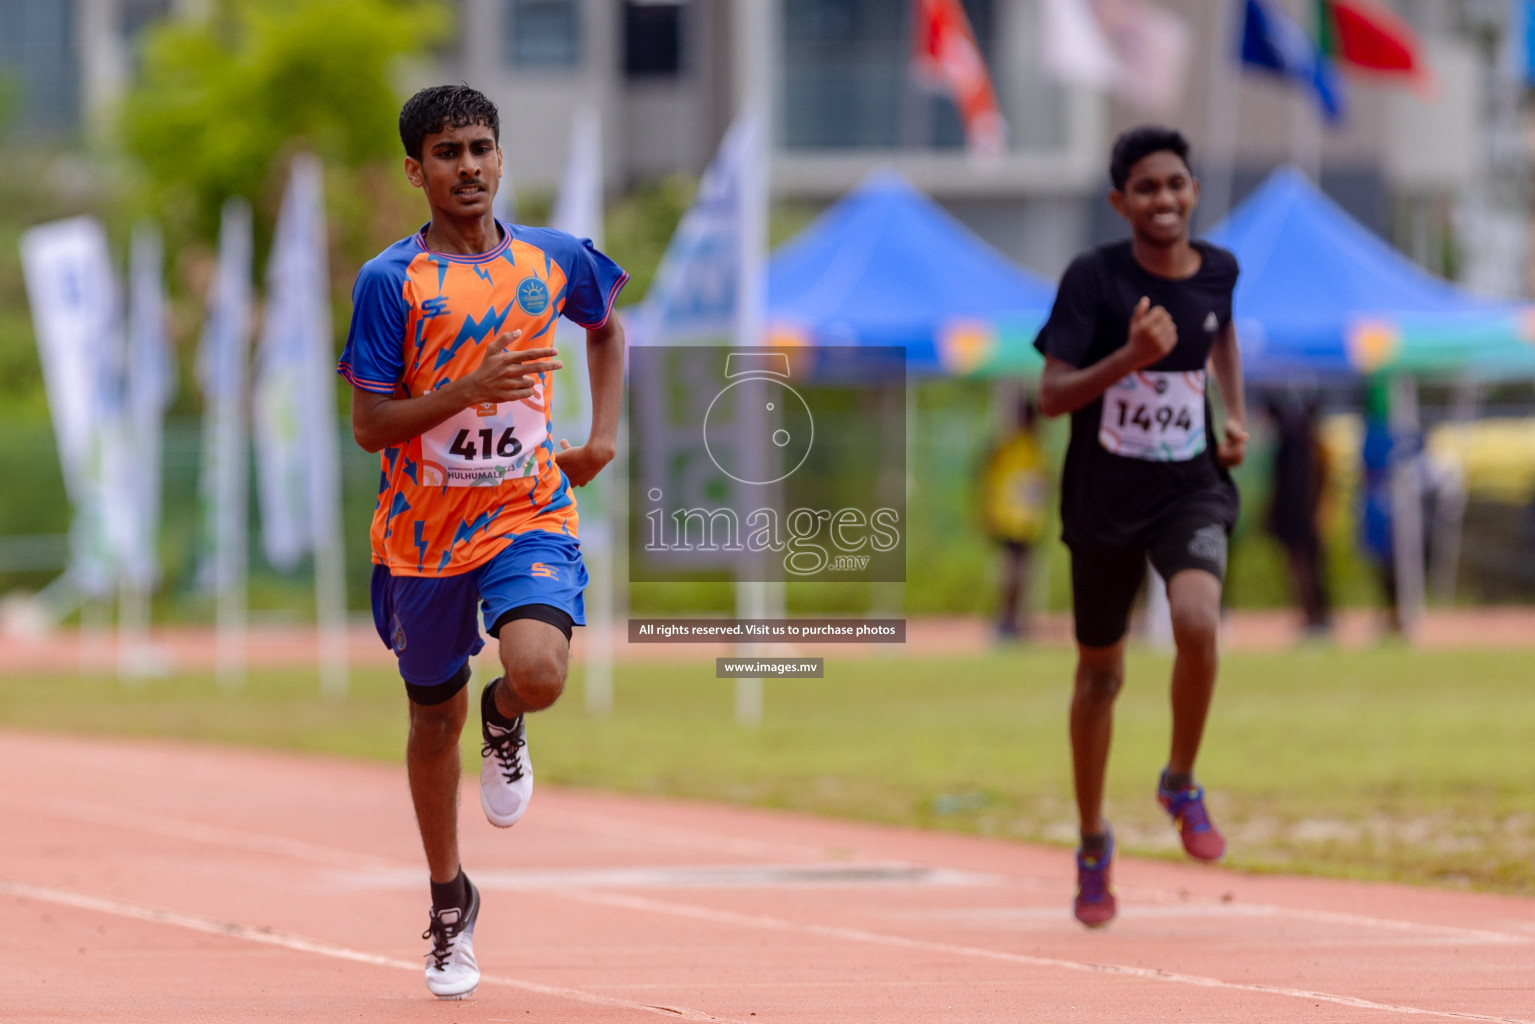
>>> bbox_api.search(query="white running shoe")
[480,678,533,827]
[423,878,480,999]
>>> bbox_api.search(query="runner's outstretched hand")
[461,331,563,407]
[554,437,614,487]
[1125,296,1177,369]
[1216,417,1249,468]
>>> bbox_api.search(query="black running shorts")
[1068,510,1229,649]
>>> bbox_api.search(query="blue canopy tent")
[1209,166,1535,380]
[765,172,1054,377]
[1209,167,1535,638]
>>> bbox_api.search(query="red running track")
[2,728,1532,1023]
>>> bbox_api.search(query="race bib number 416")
[420,386,548,487]
[1099,370,1206,462]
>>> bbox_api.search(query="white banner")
[550,104,604,448]
[1042,0,1191,116]
[631,107,767,347]
[121,224,174,591]
[550,106,614,714]
[19,216,123,596]
[255,155,327,570]
[19,218,116,503]
[252,155,348,698]
[197,198,253,689]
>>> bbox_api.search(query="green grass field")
[3,645,1531,894]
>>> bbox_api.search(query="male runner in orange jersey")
[339,85,627,997]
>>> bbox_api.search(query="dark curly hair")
[398,84,500,160]
[1109,125,1191,191]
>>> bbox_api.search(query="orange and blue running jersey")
[339,221,627,577]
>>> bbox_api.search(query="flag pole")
[551,106,615,718]
[731,0,773,728]
[118,223,174,682]
[1290,0,1323,181]
[207,198,253,693]
[732,101,769,729]
[1201,0,1240,229]
[298,157,350,702]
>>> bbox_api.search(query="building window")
[625,0,683,77]
[120,0,172,39]
[0,0,79,133]
[120,0,172,75]
[781,0,997,151]
[505,0,581,68]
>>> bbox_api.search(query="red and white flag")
[912,0,1007,159]
[1042,0,1191,116]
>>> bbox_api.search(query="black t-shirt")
[1033,240,1241,550]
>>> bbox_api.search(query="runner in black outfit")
[1034,126,1248,927]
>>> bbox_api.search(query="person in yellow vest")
[980,397,1050,639]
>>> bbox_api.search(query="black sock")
[483,677,518,726]
[1080,831,1108,855]
[1163,770,1194,793]
[430,868,468,912]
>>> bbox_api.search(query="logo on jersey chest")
[517,276,550,316]
[1203,311,1219,333]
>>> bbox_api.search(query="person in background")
[1360,382,1408,636]
[1265,388,1332,638]
[980,397,1050,639]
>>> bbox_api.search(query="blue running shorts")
[370,530,588,698]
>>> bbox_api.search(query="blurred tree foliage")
[113,0,451,419]
[122,0,446,246]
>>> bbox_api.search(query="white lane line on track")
[15,797,403,872]
[884,902,1531,946]
[558,890,1535,1024]
[548,808,835,860]
[0,879,747,1024]
[334,863,998,891]
[1229,904,1531,945]
[16,795,1532,949]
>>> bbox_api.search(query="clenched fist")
[1125,295,1177,369]
[459,330,562,408]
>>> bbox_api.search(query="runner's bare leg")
[492,617,570,718]
[1166,568,1222,776]
[406,687,468,884]
[1070,638,1127,835]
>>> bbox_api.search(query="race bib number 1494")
[1098,370,1206,462]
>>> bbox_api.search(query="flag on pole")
[253,155,349,698]
[1040,0,1191,116]
[1504,0,1535,86]
[121,225,174,592]
[626,104,768,562]
[1240,0,1346,122]
[255,156,329,571]
[19,217,122,597]
[912,0,1007,158]
[550,106,616,716]
[631,105,772,726]
[549,105,604,447]
[1315,0,1431,90]
[492,161,519,223]
[19,218,115,502]
[197,198,254,690]
[632,106,767,347]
